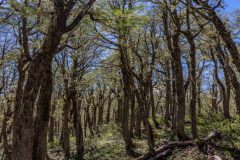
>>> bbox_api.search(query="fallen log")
[151,149,172,160]
[135,131,221,160]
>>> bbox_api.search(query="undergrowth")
[48,116,240,160]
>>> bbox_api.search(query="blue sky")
[224,0,240,12]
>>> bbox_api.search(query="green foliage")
[83,117,240,160]
[84,124,127,160]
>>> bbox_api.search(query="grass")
[48,115,240,160]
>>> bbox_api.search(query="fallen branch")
[136,131,221,160]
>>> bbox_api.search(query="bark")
[223,69,231,118]
[211,82,219,114]
[32,58,53,160]
[1,100,12,159]
[84,111,87,138]
[85,104,94,136]
[72,96,84,160]
[150,81,159,128]
[164,61,171,127]
[163,7,186,139]
[12,54,55,160]
[215,43,240,115]
[119,41,134,152]
[172,58,186,139]
[97,90,105,125]
[121,68,134,152]
[171,66,177,135]
[136,89,155,152]
[48,103,56,143]
[197,78,202,116]
[135,93,143,138]
[92,102,97,130]
[62,79,71,158]
[106,92,113,123]
[183,18,198,138]
[211,50,231,119]
[116,95,123,125]
[130,91,136,137]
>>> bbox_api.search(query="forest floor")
[48,115,240,160]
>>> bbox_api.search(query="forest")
[0,0,240,160]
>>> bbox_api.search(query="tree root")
[135,131,221,160]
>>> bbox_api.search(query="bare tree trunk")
[197,78,202,116]
[183,4,198,138]
[223,69,231,118]
[164,61,171,127]
[163,7,186,139]
[136,88,155,152]
[98,90,105,125]
[135,93,143,138]
[211,81,219,114]
[12,54,55,160]
[173,59,186,140]
[130,91,136,137]
[98,105,104,125]
[150,81,159,128]
[1,101,12,159]
[48,103,56,143]
[92,103,97,130]
[187,34,198,138]
[106,92,113,123]
[85,104,94,136]
[72,96,84,160]
[171,66,177,135]
[215,43,240,115]
[33,59,53,160]
[62,80,71,158]
[121,71,134,152]
[211,49,231,119]
[116,96,123,125]
[119,42,134,152]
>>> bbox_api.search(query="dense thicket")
[0,0,240,160]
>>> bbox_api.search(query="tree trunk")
[12,54,56,160]
[187,33,198,138]
[62,81,71,158]
[92,103,97,130]
[135,93,143,138]
[1,102,12,159]
[48,103,56,143]
[85,104,94,136]
[137,88,155,152]
[116,96,123,125]
[129,91,136,137]
[106,93,113,123]
[163,8,186,139]
[72,96,84,160]
[150,81,159,128]
[172,53,186,140]
[215,43,240,115]
[171,66,177,135]
[121,70,134,152]
[197,78,202,116]
[164,61,171,127]
[32,59,53,160]
[211,49,231,119]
